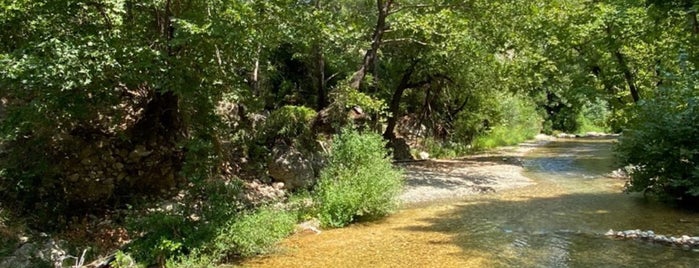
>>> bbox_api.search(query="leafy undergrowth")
[314,129,404,228]
[112,179,297,267]
[0,131,406,267]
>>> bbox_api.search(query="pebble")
[606,230,699,248]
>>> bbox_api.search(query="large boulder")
[267,144,316,191]
[1,238,70,268]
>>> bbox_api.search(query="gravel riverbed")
[398,134,555,205]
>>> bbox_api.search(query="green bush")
[262,105,317,144]
[209,208,295,260]
[422,138,469,159]
[123,179,295,266]
[472,94,542,150]
[616,71,699,206]
[576,99,611,134]
[314,129,403,227]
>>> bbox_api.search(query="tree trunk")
[590,64,625,105]
[313,44,327,109]
[613,50,640,103]
[133,90,182,142]
[685,0,699,35]
[132,0,182,140]
[312,1,328,110]
[349,0,393,90]
[605,25,640,103]
[383,66,415,140]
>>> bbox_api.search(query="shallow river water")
[241,138,699,267]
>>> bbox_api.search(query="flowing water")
[241,138,699,267]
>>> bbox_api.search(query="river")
[240,137,699,267]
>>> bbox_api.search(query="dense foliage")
[315,129,403,227]
[617,66,699,205]
[1,0,698,265]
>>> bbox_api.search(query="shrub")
[251,105,318,169]
[616,70,699,206]
[576,99,611,134]
[209,208,295,260]
[472,94,542,150]
[314,129,403,227]
[422,138,469,159]
[262,105,317,145]
[123,179,295,266]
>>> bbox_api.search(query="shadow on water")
[399,191,699,268]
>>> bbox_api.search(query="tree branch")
[382,38,429,46]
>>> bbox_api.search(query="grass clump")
[208,208,296,260]
[120,180,296,267]
[314,129,403,228]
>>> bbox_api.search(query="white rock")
[418,151,430,160]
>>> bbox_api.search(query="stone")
[418,151,430,160]
[0,239,70,268]
[268,144,316,191]
[68,174,80,182]
[272,182,285,189]
[680,235,691,245]
[605,229,615,236]
[624,230,638,238]
[129,145,152,160]
[295,218,322,234]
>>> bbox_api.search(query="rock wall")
[58,135,183,206]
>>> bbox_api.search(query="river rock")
[295,218,322,235]
[268,144,315,191]
[681,235,691,243]
[640,231,648,238]
[0,239,71,268]
[623,230,638,238]
[418,151,430,160]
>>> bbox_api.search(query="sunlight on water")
[241,138,699,268]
